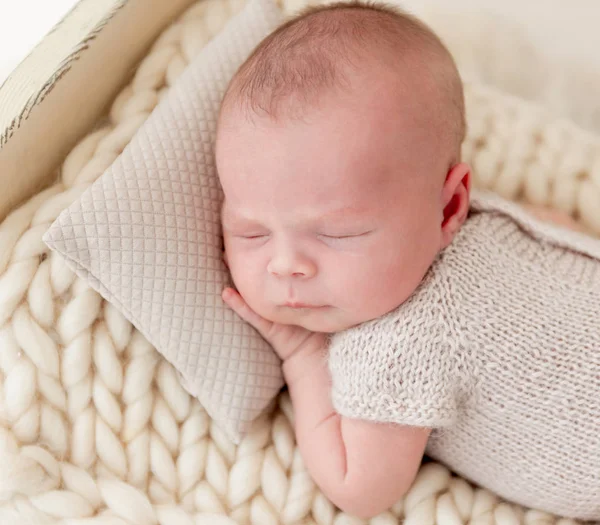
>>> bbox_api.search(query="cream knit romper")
[328,190,600,521]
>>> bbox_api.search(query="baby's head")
[216,1,470,333]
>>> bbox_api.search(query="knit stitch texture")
[329,190,600,521]
[1,0,600,522]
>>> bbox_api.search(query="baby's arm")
[284,345,430,518]
[222,288,429,519]
[522,203,585,232]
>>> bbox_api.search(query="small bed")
[0,0,598,523]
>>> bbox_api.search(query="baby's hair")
[221,1,466,161]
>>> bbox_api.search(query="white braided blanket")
[1,0,599,523]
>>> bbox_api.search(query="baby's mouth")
[282,302,326,309]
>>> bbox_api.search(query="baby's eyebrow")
[301,207,373,227]
[223,205,371,227]
[319,205,370,219]
[221,206,269,229]
[221,212,262,227]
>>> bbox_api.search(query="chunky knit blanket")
[1,0,599,523]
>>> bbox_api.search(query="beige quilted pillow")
[43,0,284,443]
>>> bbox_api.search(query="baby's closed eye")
[239,234,270,240]
[222,220,270,240]
[317,230,374,245]
[318,230,373,239]
[229,231,271,242]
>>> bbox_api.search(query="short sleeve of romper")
[327,272,473,429]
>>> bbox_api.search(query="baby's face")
[217,81,447,332]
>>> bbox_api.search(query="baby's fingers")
[222,288,273,339]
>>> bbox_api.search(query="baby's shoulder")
[427,190,600,295]
[462,190,600,263]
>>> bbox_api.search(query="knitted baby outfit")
[328,190,600,521]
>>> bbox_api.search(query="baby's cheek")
[228,253,255,286]
[223,247,248,286]
[330,256,387,303]
[227,251,268,304]
[355,252,416,308]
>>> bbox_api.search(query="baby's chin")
[264,306,363,334]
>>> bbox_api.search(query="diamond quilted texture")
[44,0,284,443]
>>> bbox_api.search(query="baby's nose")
[267,251,317,279]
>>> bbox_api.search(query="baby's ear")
[440,163,471,250]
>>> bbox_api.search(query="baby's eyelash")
[319,231,372,240]
[236,234,269,240]
[229,231,372,242]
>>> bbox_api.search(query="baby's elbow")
[326,480,409,520]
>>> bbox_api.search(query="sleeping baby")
[215,2,600,521]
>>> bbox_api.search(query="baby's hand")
[221,287,327,363]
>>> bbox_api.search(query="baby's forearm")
[282,344,349,486]
[282,345,423,519]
